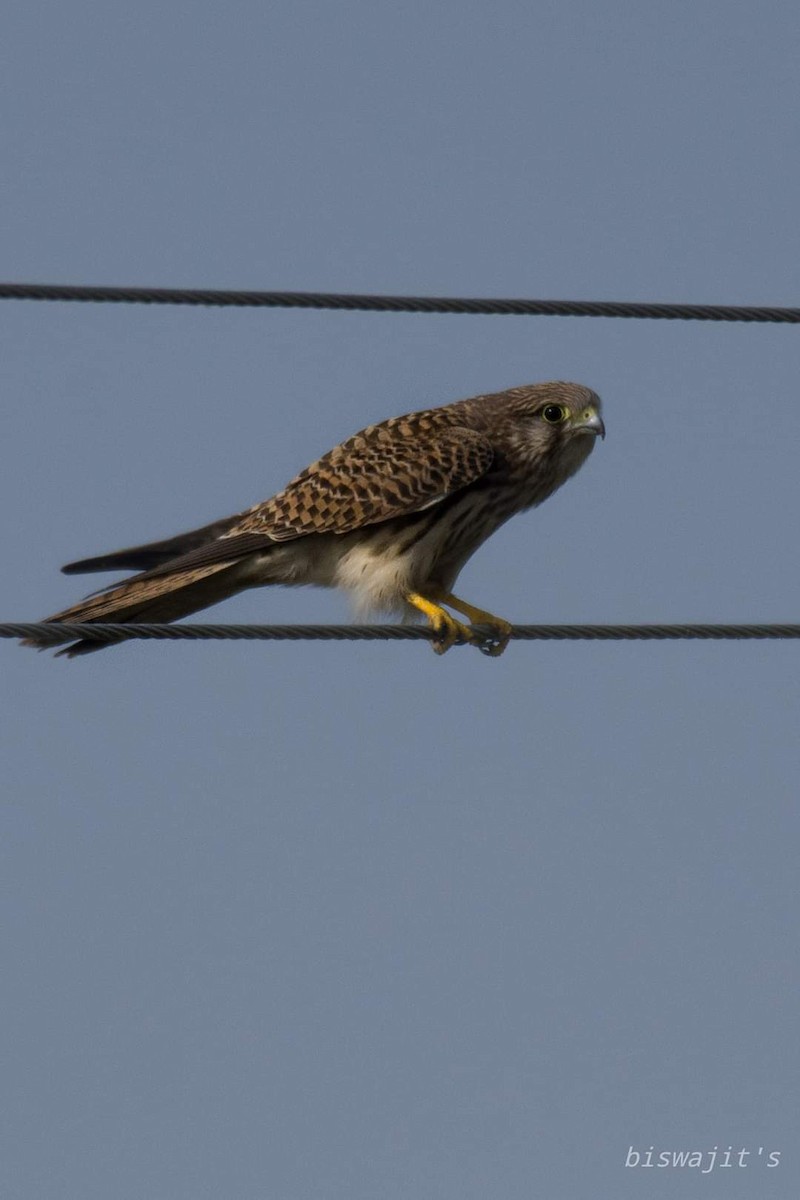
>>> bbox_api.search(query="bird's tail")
[23,560,247,657]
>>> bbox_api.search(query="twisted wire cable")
[4,622,800,648]
[1,282,799,323]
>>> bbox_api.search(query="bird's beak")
[575,408,605,439]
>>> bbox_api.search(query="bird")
[24,381,605,658]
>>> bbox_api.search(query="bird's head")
[490,380,605,502]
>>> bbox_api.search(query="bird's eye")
[541,404,567,424]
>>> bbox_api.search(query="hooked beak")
[575,408,605,439]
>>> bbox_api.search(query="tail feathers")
[24,560,246,657]
[61,513,244,575]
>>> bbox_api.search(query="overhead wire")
[5,623,800,648]
[0,282,799,322]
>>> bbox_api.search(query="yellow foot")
[406,592,473,654]
[473,622,513,656]
[406,591,514,657]
[438,593,513,656]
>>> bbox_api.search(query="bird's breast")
[331,489,513,614]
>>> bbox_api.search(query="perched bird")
[25,381,604,658]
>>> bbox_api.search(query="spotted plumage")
[25,381,605,657]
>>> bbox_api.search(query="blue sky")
[2,2,799,1197]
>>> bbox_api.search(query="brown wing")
[231,423,495,541]
[53,420,495,586]
[61,512,245,574]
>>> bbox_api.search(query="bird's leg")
[435,592,513,657]
[405,590,511,656]
[405,591,478,655]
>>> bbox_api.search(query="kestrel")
[25,381,604,657]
